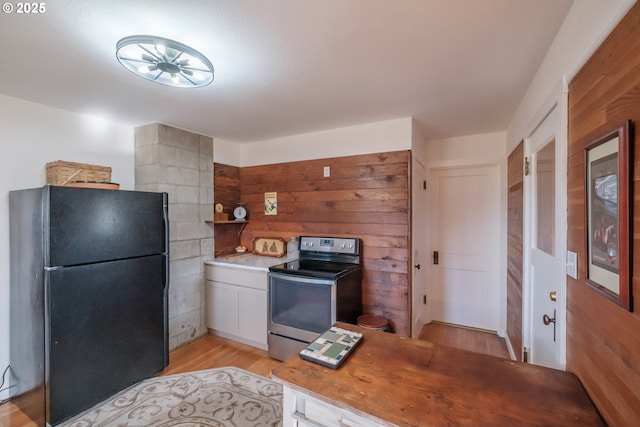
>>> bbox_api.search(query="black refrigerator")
[9,185,169,426]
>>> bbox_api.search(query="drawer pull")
[292,411,330,427]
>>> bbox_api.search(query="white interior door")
[525,99,567,370]
[430,165,500,331]
[412,158,428,338]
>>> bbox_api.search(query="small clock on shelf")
[233,206,247,221]
[214,203,227,221]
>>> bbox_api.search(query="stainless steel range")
[267,236,362,361]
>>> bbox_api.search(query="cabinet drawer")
[205,265,267,290]
[292,390,390,427]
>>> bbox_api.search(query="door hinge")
[433,251,439,265]
[423,295,427,304]
[524,157,530,176]
[423,180,427,190]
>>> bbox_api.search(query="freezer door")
[46,255,168,425]
[47,186,167,267]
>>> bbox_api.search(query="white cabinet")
[205,264,268,349]
[208,282,236,336]
[237,287,267,345]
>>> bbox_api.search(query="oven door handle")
[268,272,335,286]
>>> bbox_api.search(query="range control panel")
[299,236,360,255]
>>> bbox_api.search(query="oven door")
[268,272,337,343]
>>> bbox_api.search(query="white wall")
[234,117,413,167]
[411,117,427,166]
[426,132,506,166]
[507,0,636,152]
[0,94,134,399]
[213,138,242,166]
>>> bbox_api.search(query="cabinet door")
[237,287,267,346]
[206,282,237,335]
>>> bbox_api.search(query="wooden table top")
[271,322,604,427]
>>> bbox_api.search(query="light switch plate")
[566,250,577,279]
[323,166,330,177]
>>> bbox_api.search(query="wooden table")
[271,322,604,427]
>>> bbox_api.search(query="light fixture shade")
[116,35,214,88]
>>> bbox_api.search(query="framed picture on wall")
[264,192,277,215]
[585,120,633,311]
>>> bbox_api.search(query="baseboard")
[207,328,268,351]
[504,334,517,361]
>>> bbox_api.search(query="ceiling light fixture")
[116,35,214,88]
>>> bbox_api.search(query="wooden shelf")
[206,219,249,238]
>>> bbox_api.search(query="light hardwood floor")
[418,321,510,359]
[0,324,509,426]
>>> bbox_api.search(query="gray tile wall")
[135,123,213,350]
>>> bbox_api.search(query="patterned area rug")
[61,367,283,427]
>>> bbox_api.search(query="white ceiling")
[0,0,573,143]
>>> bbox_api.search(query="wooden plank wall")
[566,3,640,425]
[506,141,524,361]
[239,150,411,336]
[213,163,241,255]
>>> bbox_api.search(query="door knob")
[543,309,557,342]
[414,264,421,270]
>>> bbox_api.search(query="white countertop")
[204,254,297,271]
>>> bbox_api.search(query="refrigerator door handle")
[162,194,170,367]
[162,193,170,293]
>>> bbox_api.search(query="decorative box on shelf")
[214,212,228,222]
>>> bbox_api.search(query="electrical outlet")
[323,166,330,177]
